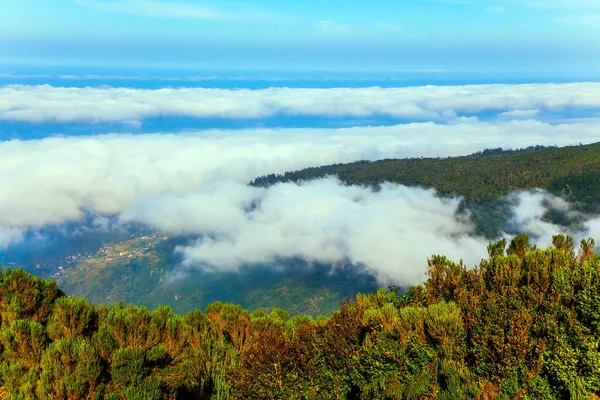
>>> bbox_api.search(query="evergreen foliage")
[1,235,600,398]
[252,142,600,237]
[251,143,600,206]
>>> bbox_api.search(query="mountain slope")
[252,143,600,206]
[56,142,600,314]
[57,236,379,316]
[253,142,600,236]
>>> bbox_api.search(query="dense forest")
[1,234,599,399]
[252,143,600,237]
[251,143,600,207]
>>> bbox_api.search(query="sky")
[1,0,600,72]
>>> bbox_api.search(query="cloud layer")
[1,119,599,228]
[2,83,599,124]
[122,181,600,285]
[122,178,487,284]
[74,0,275,22]
[1,117,600,283]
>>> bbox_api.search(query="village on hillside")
[49,233,169,278]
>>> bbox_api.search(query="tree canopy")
[1,234,599,399]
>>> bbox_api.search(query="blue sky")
[1,0,600,72]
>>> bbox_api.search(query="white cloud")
[74,0,275,22]
[316,20,349,34]
[123,181,600,284]
[0,118,598,251]
[506,191,564,244]
[485,6,506,14]
[559,14,600,28]
[131,178,486,285]
[427,0,472,4]
[0,227,24,249]
[77,0,217,19]
[430,0,600,9]
[584,218,600,242]
[0,81,598,285]
[2,83,600,125]
[523,0,600,9]
[0,116,598,284]
[498,109,540,119]
[376,22,402,32]
[506,190,600,248]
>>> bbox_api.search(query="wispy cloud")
[559,14,600,28]
[74,0,276,22]
[497,109,540,119]
[524,0,600,9]
[376,22,403,33]
[426,0,472,4]
[316,20,349,34]
[427,0,600,9]
[485,6,505,14]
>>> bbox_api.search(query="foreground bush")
[0,234,599,399]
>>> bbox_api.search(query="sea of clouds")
[2,82,600,124]
[1,82,600,284]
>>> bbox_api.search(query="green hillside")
[57,235,378,317]
[55,142,600,316]
[2,235,599,399]
[252,143,600,206]
[253,143,600,237]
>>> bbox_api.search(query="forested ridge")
[252,143,600,210]
[253,142,600,238]
[52,142,600,316]
[1,234,600,399]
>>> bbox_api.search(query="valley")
[24,142,600,318]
